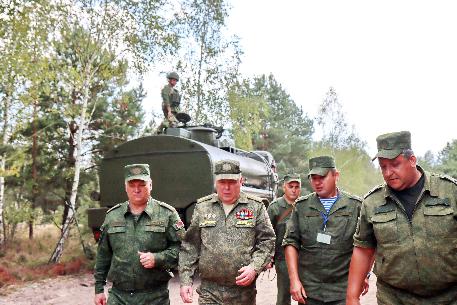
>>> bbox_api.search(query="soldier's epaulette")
[197,194,216,204]
[246,193,263,203]
[106,203,122,214]
[341,191,362,202]
[435,173,457,185]
[363,184,384,199]
[156,200,176,212]
[295,193,313,204]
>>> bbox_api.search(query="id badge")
[316,232,331,244]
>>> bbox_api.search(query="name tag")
[317,232,331,244]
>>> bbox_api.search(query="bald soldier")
[267,173,302,305]
[179,159,275,305]
[347,131,457,305]
[94,164,185,305]
[283,156,367,305]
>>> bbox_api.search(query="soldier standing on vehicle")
[158,71,181,133]
[283,156,368,305]
[267,173,302,305]
[94,164,185,305]
[346,131,457,305]
[179,159,276,305]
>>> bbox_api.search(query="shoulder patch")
[295,193,313,204]
[363,184,384,199]
[106,203,122,214]
[246,193,263,203]
[437,173,457,185]
[156,200,177,212]
[197,194,217,204]
[341,191,362,202]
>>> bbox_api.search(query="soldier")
[267,173,302,305]
[283,156,367,305]
[179,159,276,305]
[346,131,457,305]
[94,164,185,305]
[158,71,181,133]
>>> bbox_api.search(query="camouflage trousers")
[299,298,345,305]
[197,280,256,305]
[377,279,457,305]
[107,286,170,305]
[275,259,293,305]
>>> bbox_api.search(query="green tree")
[315,87,364,150]
[250,74,314,178]
[175,0,242,126]
[437,140,457,178]
[311,144,383,196]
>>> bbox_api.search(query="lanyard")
[320,212,330,232]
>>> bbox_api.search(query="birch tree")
[48,0,178,262]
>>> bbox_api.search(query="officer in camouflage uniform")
[283,156,366,305]
[94,164,185,305]
[179,159,275,305]
[158,72,181,133]
[347,131,457,305]
[267,173,302,305]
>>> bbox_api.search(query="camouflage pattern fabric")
[267,196,293,305]
[274,259,292,305]
[161,84,181,113]
[282,191,362,302]
[179,192,275,301]
[197,280,257,305]
[375,278,457,305]
[107,285,170,305]
[354,167,457,299]
[94,197,185,297]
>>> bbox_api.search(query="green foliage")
[437,140,457,178]
[315,87,365,150]
[311,144,383,196]
[175,0,242,126]
[227,81,268,150]
[249,74,314,177]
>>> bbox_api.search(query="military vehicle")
[88,114,278,240]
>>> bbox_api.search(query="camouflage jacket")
[94,197,185,293]
[161,84,181,110]
[267,196,294,261]
[282,190,362,302]
[179,192,275,286]
[354,169,457,296]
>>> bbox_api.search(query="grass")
[0,224,96,290]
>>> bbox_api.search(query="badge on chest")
[317,231,331,244]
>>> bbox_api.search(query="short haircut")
[401,149,415,159]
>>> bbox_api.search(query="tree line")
[1,0,456,261]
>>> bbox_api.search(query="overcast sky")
[224,0,457,157]
[145,0,456,158]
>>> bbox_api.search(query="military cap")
[372,131,411,161]
[283,173,301,184]
[124,164,151,182]
[214,159,241,180]
[308,156,336,177]
[167,71,179,81]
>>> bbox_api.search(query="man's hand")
[180,285,193,303]
[235,265,256,286]
[138,251,155,269]
[361,276,370,296]
[289,278,307,304]
[94,292,106,305]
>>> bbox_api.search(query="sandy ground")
[0,270,377,305]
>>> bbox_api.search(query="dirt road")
[0,271,377,305]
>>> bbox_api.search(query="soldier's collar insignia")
[235,208,253,220]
